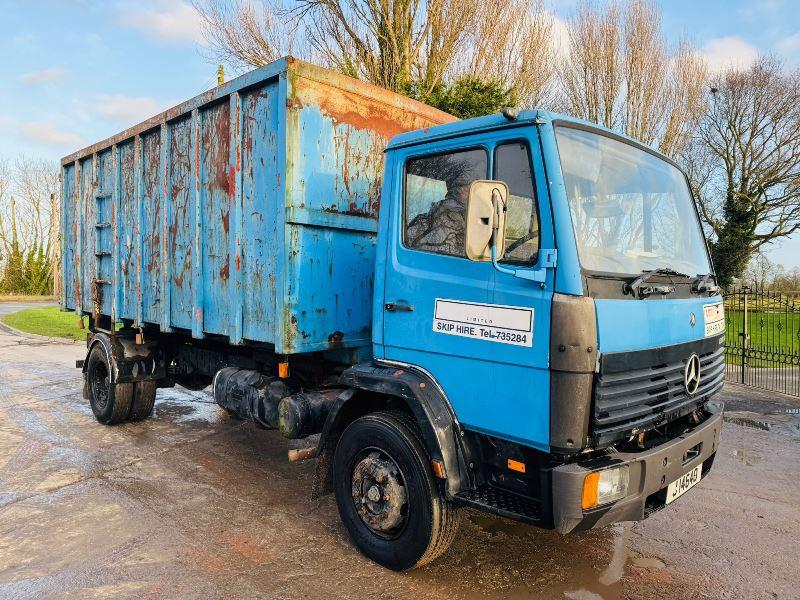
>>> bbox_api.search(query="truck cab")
[352,109,724,550]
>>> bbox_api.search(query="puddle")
[630,556,666,569]
[723,415,772,431]
[152,400,222,425]
[469,513,529,538]
[732,449,762,466]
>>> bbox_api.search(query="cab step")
[454,485,543,524]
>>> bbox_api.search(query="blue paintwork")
[596,296,724,353]
[380,124,556,451]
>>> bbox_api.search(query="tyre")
[333,411,460,570]
[129,380,157,421]
[85,343,133,425]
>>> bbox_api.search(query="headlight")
[582,465,630,510]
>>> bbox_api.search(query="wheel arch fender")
[82,331,163,384]
[313,361,476,499]
[82,332,114,376]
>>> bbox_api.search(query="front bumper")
[551,407,723,534]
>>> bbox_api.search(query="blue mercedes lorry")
[61,57,725,570]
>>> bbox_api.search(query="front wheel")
[333,411,460,570]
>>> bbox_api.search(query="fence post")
[741,286,749,384]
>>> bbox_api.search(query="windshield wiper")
[692,273,721,295]
[623,268,688,298]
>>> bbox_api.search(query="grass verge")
[2,306,84,340]
[0,295,56,303]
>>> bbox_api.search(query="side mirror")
[465,180,508,261]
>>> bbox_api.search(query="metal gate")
[724,287,800,396]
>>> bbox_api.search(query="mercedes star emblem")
[684,353,701,395]
[689,312,696,327]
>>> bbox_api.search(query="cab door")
[380,127,555,450]
[381,136,495,422]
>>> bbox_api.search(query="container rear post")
[59,162,68,312]
[228,91,244,345]
[75,159,83,314]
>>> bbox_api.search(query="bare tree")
[743,252,777,288]
[561,1,622,130]
[449,0,555,107]
[560,0,707,155]
[661,41,708,156]
[300,0,486,93]
[194,0,299,70]
[693,56,800,287]
[195,0,481,94]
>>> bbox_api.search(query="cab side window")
[404,148,488,257]
[494,142,539,264]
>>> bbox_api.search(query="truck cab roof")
[387,109,676,168]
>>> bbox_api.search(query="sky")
[1,0,799,267]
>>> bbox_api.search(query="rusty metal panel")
[167,116,193,330]
[79,156,94,314]
[60,57,455,359]
[141,129,163,324]
[240,81,280,342]
[96,149,114,316]
[278,62,455,354]
[199,100,232,336]
[117,140,138,320]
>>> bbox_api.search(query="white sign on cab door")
[433,298,534,347]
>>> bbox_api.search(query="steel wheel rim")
[89,358,110,411]
[350,446,409,540]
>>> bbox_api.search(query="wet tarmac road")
[1,327,799,599]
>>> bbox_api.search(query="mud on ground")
[0,329,798,599]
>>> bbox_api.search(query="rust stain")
[327,330,345,349]
[219,262,229,280]
[227,164,236,200]
[221,209,230,234]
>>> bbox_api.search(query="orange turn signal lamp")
[507,459,526,474]
[278,360,290,378]
[582,472,600,509]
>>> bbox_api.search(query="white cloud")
[776,33,800,63]
[118,0,205,44]
[95,94,163,123]
[702,36,759,73]
[18,67,69,85]
[738,0,784,18]
[20,121,85,150]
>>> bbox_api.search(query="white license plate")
[665,465,702,504]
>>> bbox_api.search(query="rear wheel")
[129,380,157,421]
[333,411,460,570]
[86,344,133,425]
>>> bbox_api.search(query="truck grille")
[592,337,725,441]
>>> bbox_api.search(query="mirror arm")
[490,236,557,285]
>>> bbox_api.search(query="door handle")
[385,302,414,312]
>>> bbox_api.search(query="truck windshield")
[555,126,712,277]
